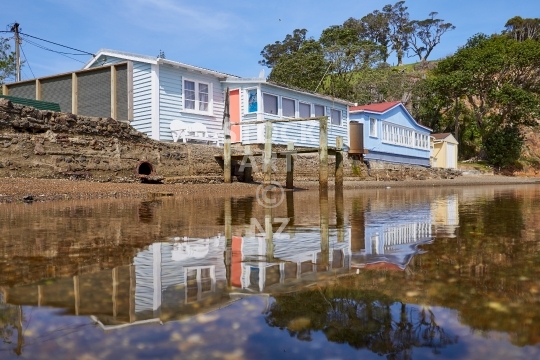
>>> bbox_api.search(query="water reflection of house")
[2,193,462,330]
[431,194,459,238]
[231,228,352,293]
[349,194,460,270]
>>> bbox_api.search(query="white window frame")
[381,121,430,150]
[184,266,216,303]
[262,92,279,115]
[183,77,212,115]
[245,87,258,114]
[282,97,296,118]
[370,117,377,137]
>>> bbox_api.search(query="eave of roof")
[84,49,240,78]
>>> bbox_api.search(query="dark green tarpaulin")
[0,95,61,112]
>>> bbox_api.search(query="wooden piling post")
[335,136,343,191]
[223,88,232,183]
[319,189,329,268]
[265,206,274,261]
[264,121,273,186]
[286,142,294,189]
[243,145,252,183]
[319,116,328,190]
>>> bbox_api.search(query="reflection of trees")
[265,285,457,358]
[0,303,18,344]
[0,302,23,355]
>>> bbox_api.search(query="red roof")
[363,262,405,271]
[349,101,401,113]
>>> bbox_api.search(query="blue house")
[349,101,432,166]
[81,49,351,147]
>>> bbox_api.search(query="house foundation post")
[264,121,273,186]
[319,116,328,191]
[286,142,294,189]
[335,136,344,191]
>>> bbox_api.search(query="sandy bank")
[0,175,539,204]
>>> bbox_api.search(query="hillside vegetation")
[260,1,540,170]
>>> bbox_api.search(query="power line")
[19,32,94,56]
[22,37,87,64]
[20,44,35,79]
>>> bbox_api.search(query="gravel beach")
[0,175,539,203]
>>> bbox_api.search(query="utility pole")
[10,22,21,82]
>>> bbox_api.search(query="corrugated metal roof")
[0,95,61,112]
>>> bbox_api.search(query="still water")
[1,185,540,359]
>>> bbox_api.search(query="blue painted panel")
[132,62,152,137]
[350,104,431,164]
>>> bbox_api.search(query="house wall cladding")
[41,76,72,114]
[116,64,129,120]
[131,62,153,137]
[78,68,111,118]
[158,64,225,142]
[6,82,35,101]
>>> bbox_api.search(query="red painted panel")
[231,236,243,288]
[229,89,241,143]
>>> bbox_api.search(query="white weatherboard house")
[83,49,352,147]
[349,101,432,166]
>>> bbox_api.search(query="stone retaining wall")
[0,99,460,183]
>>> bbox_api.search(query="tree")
[319,25,385,100]
[382,1,412,65]
[0,37,16,86]
[504,16,540,42]
[259,29,309,68]
[483,125,524,168]
[413,33,540,164]
[408,12,455,62]
[267,39,328,91]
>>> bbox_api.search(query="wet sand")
[0,175,539,203]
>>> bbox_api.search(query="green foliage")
[504,16,540,42]
[259,29,309,69]
[0,38,16,86]
[267,39,327,91]
[413,33,540,162]
[483,125,524,168]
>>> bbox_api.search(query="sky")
[1,0,539,81]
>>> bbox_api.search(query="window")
[331,109,341,126]
[314,104,325,117]
[299,102,311,118]
[184,80,195,110]
[370,117,377,137]
[184,79,211,113]
[282,97,296,117]
[381,121,429,150]
[199,83,209,111]
[263,93,278,114]
[247,89,258,112]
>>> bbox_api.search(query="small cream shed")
[431,133,459,169]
